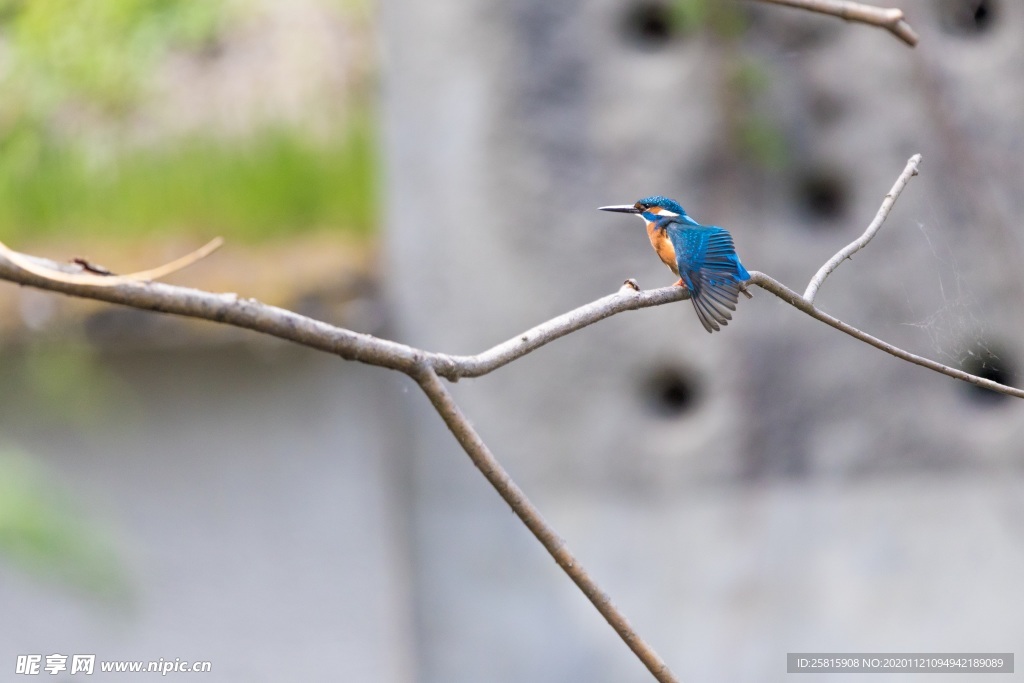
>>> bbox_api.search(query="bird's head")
[598,196,692,224]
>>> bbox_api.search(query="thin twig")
[0,237,224,286]
[415,366,680,683]
[118,237,225,282]
[804,154,922,303]
[753,0,919,46]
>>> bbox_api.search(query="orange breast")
[646,222,679,275]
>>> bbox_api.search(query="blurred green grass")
[0,119,377,242]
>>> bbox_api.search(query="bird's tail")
[690,271,748,333]
[690,237,751,333]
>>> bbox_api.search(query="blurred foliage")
[0,118,377,241]
[0,0,376,241]
[1,0,223,111]
[0,445,129,598]
[729,59,770,98]
[729,61,787,169]
[737,116,787,168]
[672,0,747,37]
[671,0,709,34]
[671,0,788,170]
[8,341,134,427]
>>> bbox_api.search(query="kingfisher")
[599,196,751,333]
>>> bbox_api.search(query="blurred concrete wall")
[0,345,418,682]
[380,0,1024,681]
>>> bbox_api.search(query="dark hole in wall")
[937,0,997,36]
[795,168,850,224]
[961,345,1015,405]
[622,2,676,49]
[642,365,700,418]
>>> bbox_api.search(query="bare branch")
[753,271,1024,398]
[0,250,425,374]
[433,281,689,380]
[753,0,919,46]
[414,366,680,683]
[0,249,689,380]
[804,154,922,302]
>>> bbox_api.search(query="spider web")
[899,214,998,371]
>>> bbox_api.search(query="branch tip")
[752,0,919,47]
[804,154,921,302]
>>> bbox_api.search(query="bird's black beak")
[598,204,640,214]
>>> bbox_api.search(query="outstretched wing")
[667,225,750,333]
